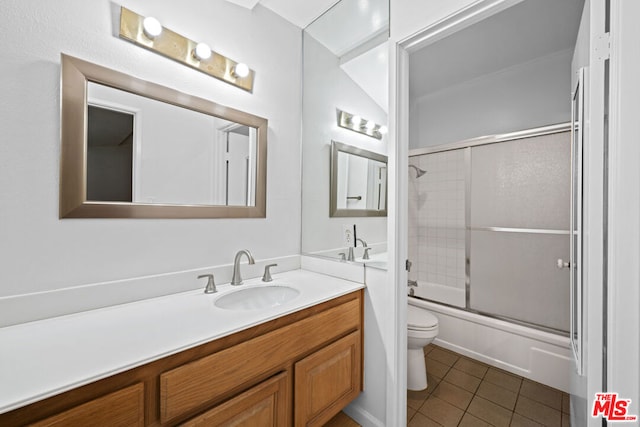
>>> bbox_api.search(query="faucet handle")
[338,253,346,261]
[198,274,217,294]
[262,264,277,282]
[363,247,372,260]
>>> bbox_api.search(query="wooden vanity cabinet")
[28,383,145,427]
[294,331,361,427]
[0,290,363,427]
[179,372,289,427]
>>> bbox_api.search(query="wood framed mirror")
[60,54,267,218]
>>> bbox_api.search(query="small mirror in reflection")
[330,141,387,217]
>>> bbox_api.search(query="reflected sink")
[214,285,300,310]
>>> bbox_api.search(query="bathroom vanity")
[0,271,363,426]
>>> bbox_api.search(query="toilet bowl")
[407,304,439,391]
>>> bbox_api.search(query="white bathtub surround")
[0,269,364,414]
[0,255,301,328]
[409,296,572,393]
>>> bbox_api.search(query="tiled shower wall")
[408,149,466,293]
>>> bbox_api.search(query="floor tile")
[323,411,360,427]
[426,358,451,379]
[520,379,563,410]
[510,413,544,426]
[483,367,522,393]
[408,388,431,410]
[443,368,481,393]
[427,347,460,367]
[431,380,473,410]
[562,393,570,414]
[454,357,489,379]
[408,411,443,427]
[476,380,518,410]
[467,395,513,427]
[424,343,436,355]
[458,412,492,427]
[408,407,417,423]
[419,396,464,427]
[515,395,562,426]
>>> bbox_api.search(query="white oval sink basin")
[214,285,300,310]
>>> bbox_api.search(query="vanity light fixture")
[337,109,385,140]
[193,42,212,61]
[142,16,162,39]
[119,7,255,92]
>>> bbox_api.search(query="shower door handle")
[557,258,571,269]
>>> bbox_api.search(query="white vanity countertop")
[0,269,364,414]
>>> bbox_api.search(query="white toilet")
[407,304,439,391]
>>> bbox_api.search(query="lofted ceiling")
[224,0,390,112]
[409,0,585,100]
[224,0,340,28]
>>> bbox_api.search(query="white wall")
[391,0,480,42]
[0,0,301,298]
[410,49,572,148]
[301,35,387,254]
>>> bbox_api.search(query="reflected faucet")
[231,249,255,286]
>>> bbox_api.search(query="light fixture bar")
[337,109,385,140]
[119,7,255,92]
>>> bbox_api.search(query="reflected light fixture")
[119,7,255,92]
[233,63,250,78]
[337,109,385,140]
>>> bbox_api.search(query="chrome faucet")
[231,249,255,286]
[408,279,418,297]
[356,238,369,260]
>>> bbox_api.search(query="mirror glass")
[60,54,267,218]
[331,141,387,216]
[87,83,257,206]
[301,0,389,263]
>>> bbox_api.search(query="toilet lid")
[408,305,438,330]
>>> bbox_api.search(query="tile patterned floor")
[408,344,570,427]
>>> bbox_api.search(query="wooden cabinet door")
[29,383,144,427]
[180,372,289,427]
[294,331,362,427]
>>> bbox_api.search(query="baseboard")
[344,403,385,427]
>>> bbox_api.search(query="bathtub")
[409,294,572,393]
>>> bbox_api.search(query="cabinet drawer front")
[161,297,360,423]
[29,383,144,427]
[294,331,362,427]
[180,372,289,427]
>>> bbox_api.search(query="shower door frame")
[408,122,572,335]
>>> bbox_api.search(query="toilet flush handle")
[556,258,570,269]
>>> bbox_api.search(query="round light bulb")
[233,63,250,78]
[142,17,162,39]
[351,115,362,127]
[194,42,212,61]
[379,125,388,135]
[365,120,375,131]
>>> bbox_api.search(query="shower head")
[409,164,427,178]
